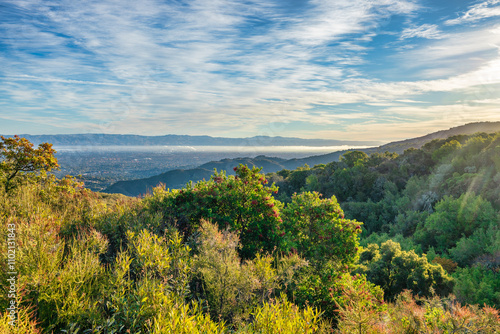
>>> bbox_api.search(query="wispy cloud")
[400,24,444,39]
[6,75,130,87]
[0,0,499,140]
[445,0,500,25]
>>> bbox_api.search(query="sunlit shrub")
[194,220,308,325]
[237,295,330,334]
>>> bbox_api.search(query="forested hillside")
[1,134,499,333]
[267,131,500,308]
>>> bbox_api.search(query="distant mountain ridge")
[104,121,500,196]
[3,133,378,147]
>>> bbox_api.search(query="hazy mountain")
[5,133,379,147]
[104,121,500,196]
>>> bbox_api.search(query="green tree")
[0,135,59,192]
[146,164,283,259]
[340,151,369,168]
[453,265,500,308]
[357,240,453,301]
[281,191,361,267]
[414,194,497,253]
[431,139,461,162]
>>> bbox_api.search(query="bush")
[236,295,330,334]
[145,165,283,259]
[293,263,384,321]
[194,220,307,325]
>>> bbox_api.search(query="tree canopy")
[0,135,59,192]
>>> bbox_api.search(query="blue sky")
[1,0,500,142]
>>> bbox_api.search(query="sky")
[1,0,500,142]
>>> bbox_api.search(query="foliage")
[194,220,308,325]
[334,273,387,334]
[0,306,41,334]
[293,264,384,321]
[281,191,361,267]
[145,165,283,259]
[431,256,458,274]
[414,193,497,254]
[453,265,500,308]
[381,291,500,333]
[236,295,330,334]
[0,135,59,192]
[357,241,453,301]
[340,150,369,168]
[1,136,500,333]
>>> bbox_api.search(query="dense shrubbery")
[1,135,499,332]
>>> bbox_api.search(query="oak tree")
[0,135,59,192]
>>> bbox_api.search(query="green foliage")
[293,263,384,321]
[334,272,387,334]
[453,265,500,308]
[414,193,498,254]
[359,232,423,254]
[431,139,462,162]
[357,240,453,301]
[282,191,361,267]
[340,151,369,168]
[194,220,308,324]
[145,165,283,259]
[0,135,59,193]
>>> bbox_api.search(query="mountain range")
[5,133,379,147]
[104,121,500,196]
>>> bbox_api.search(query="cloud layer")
[0,0,499,141]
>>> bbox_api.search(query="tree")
[146,164,283,259]
[281,191,361,267]
[414,193,497,254]
[357,240,453,301]
[0,135,59,192]
[340,151,368,168]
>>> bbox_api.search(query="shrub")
[236,295,330,334]
[194,220,307,325]
[145,165,283,259]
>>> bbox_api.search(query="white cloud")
[391,25,500,79]
[1,0,499,140]
[400,24,444,39]
[446,0,500,25]
[310,104,500,142]
[6,75,129,87]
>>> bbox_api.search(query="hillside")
[1,131,499,332]
[105,121,500,196]
[375,121,500,153]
